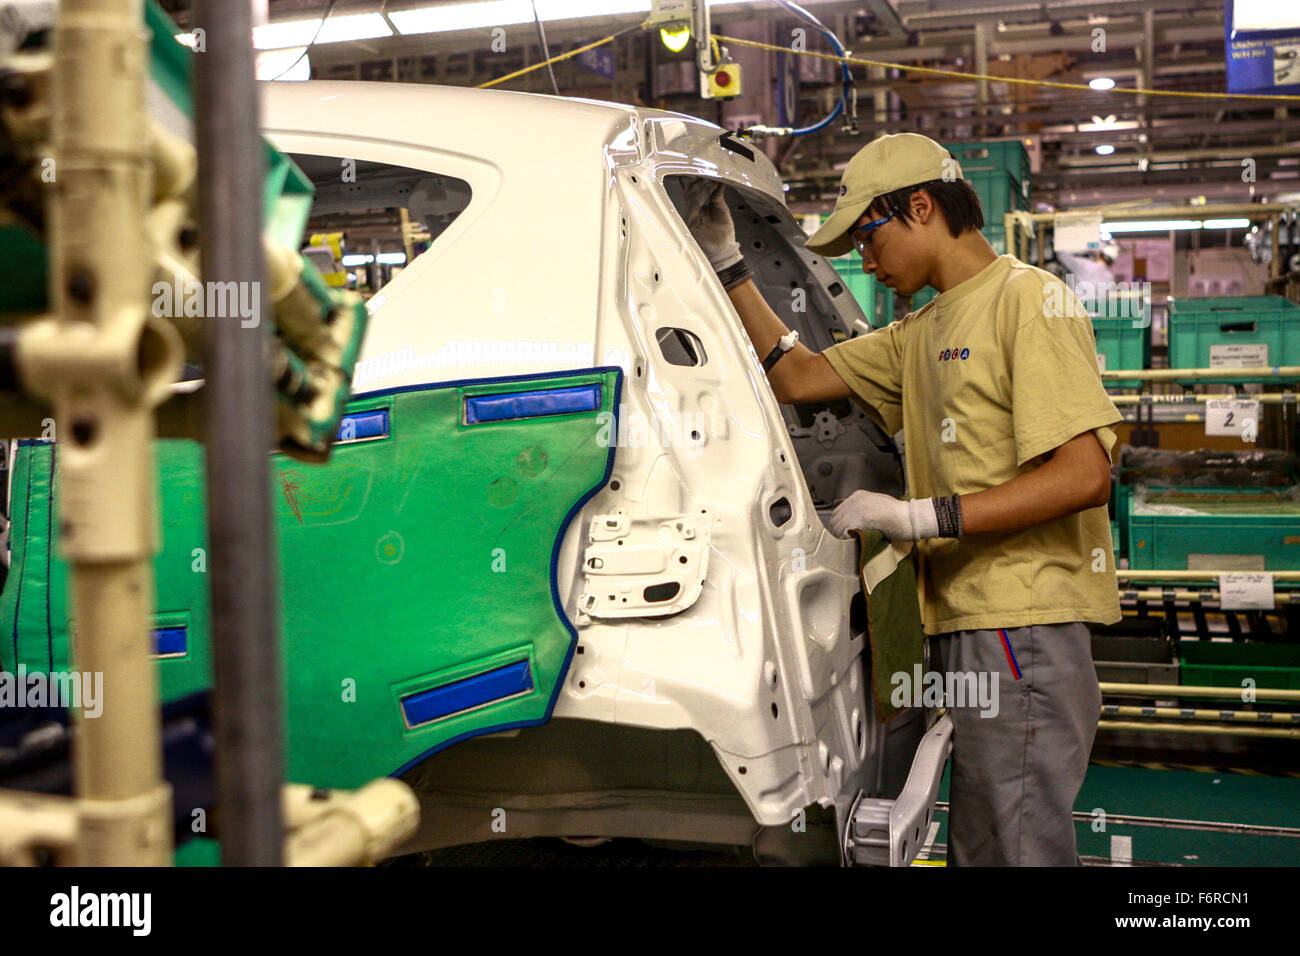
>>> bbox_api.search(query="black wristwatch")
[762,331,799,372]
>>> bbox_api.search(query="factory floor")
[913,758,1300,867]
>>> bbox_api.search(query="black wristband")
[934,493,963,538]
[716,259,753,291]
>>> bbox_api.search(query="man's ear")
[912,189,936,224]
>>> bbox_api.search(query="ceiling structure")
[159,1,1299,212]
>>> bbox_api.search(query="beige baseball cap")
[805,133,961,257]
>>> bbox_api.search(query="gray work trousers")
[928,622,1101,867]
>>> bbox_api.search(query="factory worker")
[685,132,1121,867]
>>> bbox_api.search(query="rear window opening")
[289,153,471,301]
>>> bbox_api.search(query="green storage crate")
[830,255,894,327]
[967,168,1030,222]
[1127,485,1300,571]
[1087,290,1151,388]
[1167,295,1300,382]
[1179,640,1300,692]
[943,139,1032,187]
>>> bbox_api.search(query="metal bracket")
[577,513,711,622]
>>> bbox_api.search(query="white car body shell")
[262,81,936,860]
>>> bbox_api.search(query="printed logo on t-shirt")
[937,346,971,362]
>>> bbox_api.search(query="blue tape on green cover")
[337,409,389,442]
[401,660,533,727]
[154,626,187,657]
[465,384,601,424]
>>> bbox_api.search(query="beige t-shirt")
[823,254,1123,635]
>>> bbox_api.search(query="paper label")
[1209,343,1268,368]
[1218,572,1274,610]
[1054,214,1103,254]
[1205,399,1260,437]
[1096,352,1106,372]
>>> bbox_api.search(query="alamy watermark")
[890,664,1000,718]
[1046,274,1152,328]
[151,274,261,328]
[596,404,706,458]
[0,665,102,717]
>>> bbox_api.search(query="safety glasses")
[852,210,895,258]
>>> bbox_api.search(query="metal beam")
[193,0,285,867]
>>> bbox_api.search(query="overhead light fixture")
[391,0,759,36]
[391,1,650,34]
[660,24,691,53]
[1089,77,1116,91]
[256,47,311,81]
[342,253,408,266]
[254,13,393,50]
[1095,144,1115,155]
[1102,219,1251,233]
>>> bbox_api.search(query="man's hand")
[829,490,940,541]
[682,182,743,272]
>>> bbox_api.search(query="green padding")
[2,441,213,699]
[852,529,925,723]
[1,442,63,672]
[2,369,620,789]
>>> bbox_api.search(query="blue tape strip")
[154,625,187,657]
[401,660,534,727]
[336,408,389,442]
[465,384,601,424]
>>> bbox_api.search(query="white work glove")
[682,181,744,272]
[829,491,940,542]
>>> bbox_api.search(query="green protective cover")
[852,529,925,723]
[1,369,621,787]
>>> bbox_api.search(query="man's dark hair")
[866,177,984,238]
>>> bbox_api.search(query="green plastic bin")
[1126,485,1300,571]
[1087,290,1151,388]
[1167,295,1300,382]
[967,169,1030,222]
[1179,640,1300,692]
[942,139,1032,187]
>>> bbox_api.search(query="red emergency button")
[715,69,732,88]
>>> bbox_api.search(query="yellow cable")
[476,31,622,89]
[712,33,1300,104]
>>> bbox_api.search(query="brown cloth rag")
[851,528,926,723]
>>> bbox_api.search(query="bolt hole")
[610,479,621,490]
[738,766,747,774]
[678,555,688,564]
[771,703,779,718]
[70,417,96,447]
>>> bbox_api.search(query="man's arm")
[725,279,850,405]
[959,430,1111,533]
